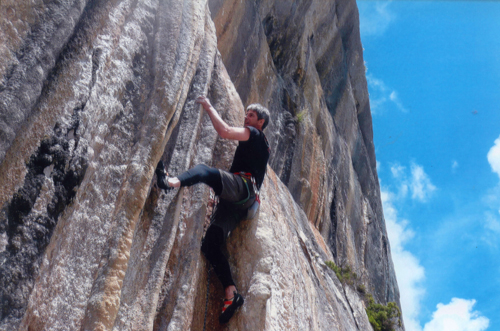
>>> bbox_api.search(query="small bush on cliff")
[295,110,307,123]
[365,294,401,331]
[325,261,358,286]
[325,261,401,330]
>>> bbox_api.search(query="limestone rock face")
[0,0,402,330]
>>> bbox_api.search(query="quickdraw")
[251,175,260,204]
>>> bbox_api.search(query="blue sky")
[357,1,500,330]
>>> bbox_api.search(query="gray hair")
[246,103,270,130]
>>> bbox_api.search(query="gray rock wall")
[0,0,402,330]
[209,0,399,307]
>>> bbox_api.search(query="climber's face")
[244,110,265,130]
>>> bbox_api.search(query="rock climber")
[155,95,270,324]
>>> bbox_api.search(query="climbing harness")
[233,172,261,219]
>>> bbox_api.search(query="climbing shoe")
[219,292,244,324]
[155,160,172,191]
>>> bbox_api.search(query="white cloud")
[423,298,489,331]
[390,163,408,198]
[485,212,500,234]
[452,160,459,173]
[410,163,436,202]
[391,163,406,179]
[360,0,406,116]
[487,135,500,180]
[482,181,500,209]
[359,1,395,37]
[390,91,408,112]
[382,188,490,331]
[482,137,500,246]
[388,162,435,202]
[381,189,425,331]
[366,74,388,114]
[389,91,397,101]
[366,74,407,114]
[482,211,500,248]
[367,74,388,91]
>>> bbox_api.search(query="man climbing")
[155,95,270,324]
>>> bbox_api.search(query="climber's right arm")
[196,96,250,141]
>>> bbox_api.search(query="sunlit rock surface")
[0,0,402,330]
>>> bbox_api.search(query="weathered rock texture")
[0,0,402,330]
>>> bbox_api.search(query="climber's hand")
[196,96,212,111]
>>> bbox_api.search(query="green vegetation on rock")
[325,261,358,286]
[325,261,401,331]
[365,294,401,331]
[295,109,307,123]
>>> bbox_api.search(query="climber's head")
[245,104,270,130]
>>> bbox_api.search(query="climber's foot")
[219,291,244,324]
[156,160,173,191]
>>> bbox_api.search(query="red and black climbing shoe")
[219,292,244,324]
[156,160,172,191]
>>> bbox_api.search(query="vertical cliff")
[0,0,401,330]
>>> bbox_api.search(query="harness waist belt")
[233,172,254,206]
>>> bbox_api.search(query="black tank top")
[229,126,270,189]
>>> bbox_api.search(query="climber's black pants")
[176,164,248,288]
[177,164,223,195]
[201,225,235,288]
